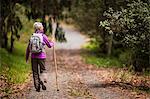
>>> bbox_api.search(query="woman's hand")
[51,37,55,42]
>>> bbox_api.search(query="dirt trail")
[21,24,149,99]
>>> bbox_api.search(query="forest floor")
[10,23,150,99]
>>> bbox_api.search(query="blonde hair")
[33,22,43,30]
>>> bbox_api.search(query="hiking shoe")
[36,87,40,92]
[42,84,46,90]
[44,79,47,83]
[40,81,46,90]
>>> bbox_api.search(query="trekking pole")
[51,16,59,91]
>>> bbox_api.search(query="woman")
[26,22,54,92]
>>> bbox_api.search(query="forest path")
[24,23,149,99]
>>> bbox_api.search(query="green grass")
[0,4,35,84]
[83,54,122,68]
[82,40,123,68]
[0,41,31,84]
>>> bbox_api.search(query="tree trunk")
[107,34,113,56]
[0,17,2,48]
[42,17,47,33]
[2,32,8,49]
[42,0,47,34]
[149,37,150,68]
[10,27,14,52]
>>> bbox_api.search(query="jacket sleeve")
[43,34,54,48]
[26,43,30,62]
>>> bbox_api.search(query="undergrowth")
[0,41,31,84]
[82,39,123,68]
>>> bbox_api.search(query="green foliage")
[84,55,122,68]
[119,50,132,66]
[15,4,35,43]
[83,38,99,52]
[100,0,150,71]
[1,1,23,51]
[0,8,35,84]
[70,0,102,36]
[0,42,31,84]
[69,0,133,56]
[24,0,68,42]
[1,0,69,52]
[25,0,71,20]
[83,41,122,68]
